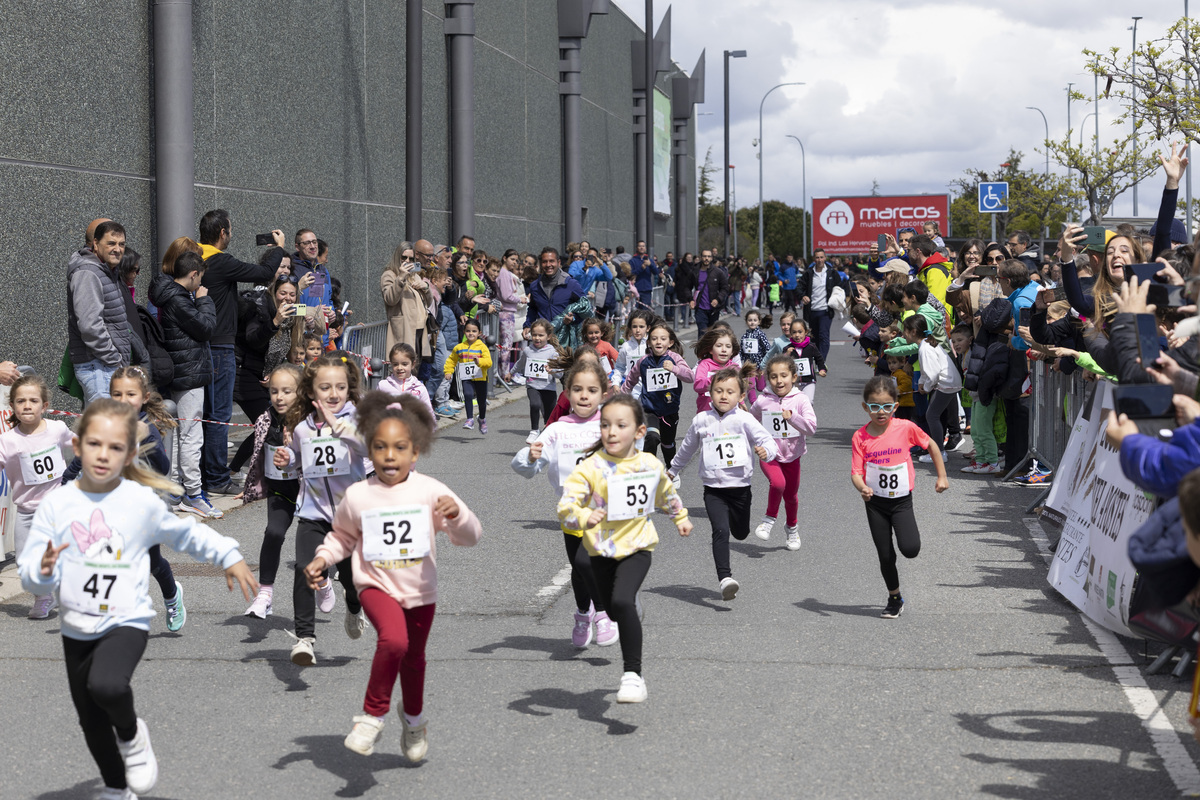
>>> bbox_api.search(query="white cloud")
[611,0,1190,224]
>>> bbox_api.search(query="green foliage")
[949,150,1080,243]
[1043,133,1160,224]
[698,146,718,209]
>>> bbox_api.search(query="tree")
[698,146,718,209]
[870,179,881,197]
[949,150,1079,245]
[1043,133,1160,224]
[734,201,807,262]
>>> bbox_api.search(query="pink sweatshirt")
[749,386,817,462]
[692,356,738,412]
[0,420,74,513]
[379,375,436,428]
[319,473,482,609]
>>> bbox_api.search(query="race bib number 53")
[607,470,658,521]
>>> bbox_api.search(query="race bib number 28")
[302,436,350,477]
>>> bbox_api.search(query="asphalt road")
[3,312,1199,799]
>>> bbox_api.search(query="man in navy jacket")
[523,247,584,335]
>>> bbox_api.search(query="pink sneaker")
[316,578,336,614]
[571,608,594,648]
[594,610,619,646]
[479,420,488,435]
[462,419,475,431]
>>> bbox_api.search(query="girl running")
[274,353,369,665]
[582,317,620,376]
[782,318,826,401]
[544,345,604,426]
[691,326,740,413]
[764,310,796,361]
[622,320,694,467]
[668,368,776,600]
[444,318,492,434]
[749,355,818,550]
[512,359,615,647]
[0,373,75,619]
[380,343,436,424]
[740,309,772,391]
[19,399,256,799]
[558,395,692,703]
[851,376,949,618]
[613,309,653,391]
[242,363,304,618]
[515,318,564,443]
[305,392,481,763]
[902,314,963,459]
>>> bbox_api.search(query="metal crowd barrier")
[342,321,389,363]
[471,310,512,394]
[1014,357,1093,512]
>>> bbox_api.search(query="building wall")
[0,0,696,403]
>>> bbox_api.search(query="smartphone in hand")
[1135,312,1160,365]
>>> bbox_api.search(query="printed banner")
[1045,382,1156,637]
[653,88,671,217]
[812,194,951,254]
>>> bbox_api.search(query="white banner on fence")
[1044,382,1155,637]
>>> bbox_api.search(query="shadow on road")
[643,584,732,613]
[220,612,296,645]
[36,778,179,800]
[729,541,778,559]
[515,519,562,532]
[241,648,355,692]
[274,733,417,797]
[468,634,611,666]
[508,687,637,735]
[792,597,881,617]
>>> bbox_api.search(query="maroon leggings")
[358,588,436,718]
[759,458,802,526]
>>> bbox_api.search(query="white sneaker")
[115,718,158,794]
[960,461,979,474]
[291,636,316,666]
[401,716,429,762]
[720,577,740,601]
[344,714,385,755]
[754,518,775,541]
[94,788,137,800]
[28,594,57,619]
[975,462,1003,475]
[245,586,273,619]
[918,454,933,463]
[345,608,368,640]
[785,526,801,551]
[526,430,540,444]
[616,671,648,703]
[316,578,336,613]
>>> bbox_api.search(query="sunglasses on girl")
[866,402,897,413]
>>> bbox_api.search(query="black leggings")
[63,627,149,790]
[463,379,488,420]
[925,390,956,450]
[590,550,652,675]
[704,485,753,581]
[643,412,680,464]
[528,387,557,429]
[148,545,176,602]
[294,517,359,639]
[864,494,921,593]
[562,532,604,614]
[258,480,299,585]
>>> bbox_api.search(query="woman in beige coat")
[382,241,433,355]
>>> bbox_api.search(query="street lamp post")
[730,165,738,258]
[758,81,804,266]
[1132,15,1143,216]
[785,134,807,261]
[723,49,746,260]
[1079,112,1096,147]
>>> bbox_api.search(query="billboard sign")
[811,194,951,253]
[653,88,671,216]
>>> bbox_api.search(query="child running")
[274,353,369,665]
[764,310,796,361]
[622,320,694,468]
[558,395,692,703]
[782,318,826,400]
[668,367,776,600]
[582,317,620,378]
[305,392,481,762]
[19,399,256,799]
[241,363,304,618]
[515,318,564,443]
[512,358,615,647]
[740,309,772,396]
[444,318,492,434]
[0,373,75,618]
[850,376,949,618]
[613,309,653,393]
[380,343,436,423]
[749,355,818,550]
[902,314,962,459]
[691,326,740,413]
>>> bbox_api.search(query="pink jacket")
[379,375,436,427]
[692,356,737,412]
[749,386,817,462]
[319,474,482,609]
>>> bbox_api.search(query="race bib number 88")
[866,462,910,498]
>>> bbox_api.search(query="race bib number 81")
[607,470,658,521]
[761,411,792,439]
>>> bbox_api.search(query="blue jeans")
[74,358,118,406]
[695,306,715,336]
[730,289,742,315]
[202,345,236,488]
[805,308,834,361]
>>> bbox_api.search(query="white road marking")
[536,565,573,599]
[1025,517,1200,796]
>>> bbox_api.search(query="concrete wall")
[0,0,696,404]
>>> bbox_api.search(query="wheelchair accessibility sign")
[978,182,1009,214]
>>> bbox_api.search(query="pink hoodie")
[692,356,738,412]
[319,473,482,609]
[749,386,817,462]
[379,375,436,427]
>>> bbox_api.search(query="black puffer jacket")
[148,273,216,391]
[973,298,1015,406]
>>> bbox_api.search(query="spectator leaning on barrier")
[67,219,135,405]
[197,209,288,495]
[997,258,1037,477]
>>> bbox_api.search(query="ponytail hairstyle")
[788,317,810,340]
[563,358,609,396]
[110,366,177,432]
[548,343,598,373]
[75,399,181,494]
[529,318,563,350]
[764,354,799,382]
[693,325,737,360]
[902,314,929,338]
[709,366,752,397]
[584,394,646,456]
[745,308,772,331]
[9,373,50,406]
[355,390,435,455]
[286,352,364,431]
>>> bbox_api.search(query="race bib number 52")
[362,506,432,563]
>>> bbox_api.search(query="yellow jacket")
[444,340,492,381]
[558,450,688,559]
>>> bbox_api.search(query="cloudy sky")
[610,0,1192,223]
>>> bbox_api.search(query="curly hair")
[356,390,435,456]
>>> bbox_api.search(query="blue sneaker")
[165,582,186,632]
[436,404,458,417]
[179,494,224,519]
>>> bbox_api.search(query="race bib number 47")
[607,470,658,521]
[61,560,137,616]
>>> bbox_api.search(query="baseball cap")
[878,258,911,276]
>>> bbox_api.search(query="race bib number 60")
[20,446,63,485]
[61,560,137,616]
[607,470,658,521]
[302,436,350,477]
